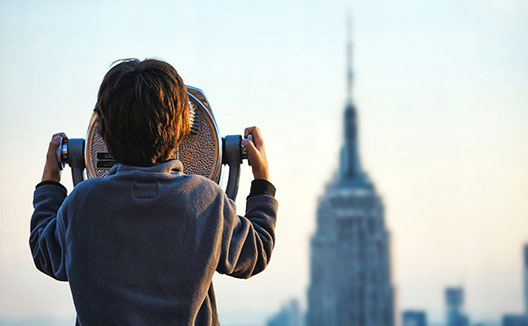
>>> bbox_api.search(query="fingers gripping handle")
[55,137,86,186]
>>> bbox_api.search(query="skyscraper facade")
[502,315,528,326]
[306,21,394,326]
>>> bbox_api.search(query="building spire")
[339,12,365,183]
[346,10,353,104]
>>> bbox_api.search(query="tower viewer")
[29,58,278,326]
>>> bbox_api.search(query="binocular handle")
[222,134,252,200]
[57,138,86,186]
[57,136,248,201]
[223,135,242,200]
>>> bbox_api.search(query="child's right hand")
[242,126,269,181]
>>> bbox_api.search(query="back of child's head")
[96,58,190,167]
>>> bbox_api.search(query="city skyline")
[269,243,528,326]
[1,1,527,325]
[267,18,528,325]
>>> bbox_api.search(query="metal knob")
[241,134,252,165]
[54,137,86,185]
[56,137,68,170]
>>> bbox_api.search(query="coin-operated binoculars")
[56,86,249,201]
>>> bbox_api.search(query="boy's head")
[96,58,190,166]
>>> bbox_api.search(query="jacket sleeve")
[216,193,278,279]
[29,182,69,281]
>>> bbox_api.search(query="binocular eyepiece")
[57,86,250,201]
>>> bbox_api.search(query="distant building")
[502,314,528,326]
[499,244,528,326]
[524,244,528,317]
[305,17,394,326]
[445,287,469,326]
[267,299,302,326]
[402,310,427,326]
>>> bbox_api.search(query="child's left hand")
[42,132,68,182]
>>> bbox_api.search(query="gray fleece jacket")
[30,159,278,326]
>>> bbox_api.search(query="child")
[30,58,278,326]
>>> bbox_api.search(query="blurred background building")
[445,287,470,326]
[502,315,528,326]
[305,21,394,326]
[402,310,427,326]
[525,245,528,318]
[266,299,302,326]
[500,244,528,326]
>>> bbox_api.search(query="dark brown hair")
[96,58,190,166]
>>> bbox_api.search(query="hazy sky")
[1,0,527,324]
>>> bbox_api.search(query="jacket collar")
[108,159,184,176]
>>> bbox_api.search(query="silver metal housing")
[84,86,223,183]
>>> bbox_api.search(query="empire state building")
[306,24,395,326]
